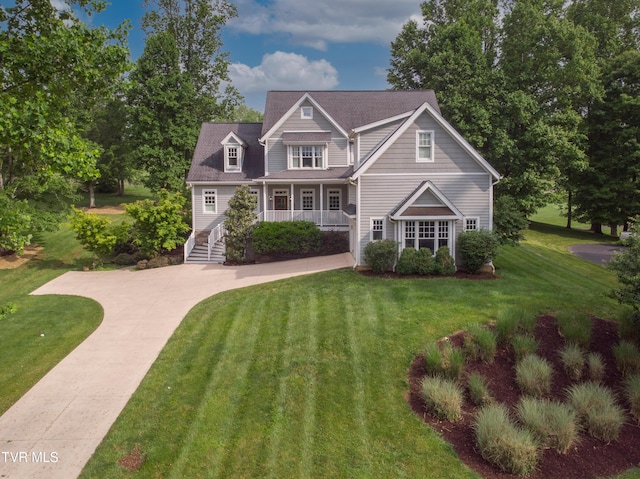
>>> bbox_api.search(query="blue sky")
[79,0,423,111]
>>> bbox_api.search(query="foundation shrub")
[396,248,418,275]
[516,354,553,397]
[516,397,578,454]
[363,239,397,273]
[567,382,626,442]
[420,376,464,421]
[457,229,499,274]
[434,246,456,275]
[252,221,322,255]
[415,248,436,275]
[474,403,539,476]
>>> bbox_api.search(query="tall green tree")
[0,0,128,252]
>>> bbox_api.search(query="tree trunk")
[566,190,572,229]
[88,180,96,208]
[591,223,603,234]
[118,179,125,196]
[610,222,618,237]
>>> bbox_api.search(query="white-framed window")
[301,189,315,210]
[328,189,341,210]
[416,130,434,162]
[289,145,324,169]
[371,218,385,241]
[203,189,217,214]
[404,220,451,253]
[464,217,479,231]
[250,189,260,211]
[301,106,313,119]
[224,145,243,171]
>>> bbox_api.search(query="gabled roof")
[261,90,441,139]
[390,181,463,220]
[187,123,264,182]
[352,101,501,181]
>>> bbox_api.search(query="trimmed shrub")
[457,229,499,274]
[613,340,640,376]
[320,231,349,255]
[511,334,539,363]
[587,352,606,383]
[556,311,592,348]
[396,248,418,275]
[560,343,585,381]
[464,323,497,363]
[567,382,626,442]
[420,376,464,421]
[625,374,640,422]
[516,354,553,397]
[467,372,493,407]
[415,248,436,275]
[516,397,578,454]
[252,221,322,256]
[363,239,398,273]
[474,403,539,476]
[434,246,456,275]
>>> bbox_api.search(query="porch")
[258,209,350,229]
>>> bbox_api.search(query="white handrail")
[262,210,349,226]
[207,223,226,261]
[184,231,196,263]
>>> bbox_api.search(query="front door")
[274,190,288,210]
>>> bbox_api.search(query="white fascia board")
[390,180,464,220]
[187,181,256,186]
[221,131,247,147]
[259,93,349,143]
[259,178,347,184]
[351,111,413,134]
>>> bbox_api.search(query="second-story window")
[289,145,324,169]
[227,147,239,168]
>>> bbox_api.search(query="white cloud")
[229,0,420,50]
[228,51,339,94]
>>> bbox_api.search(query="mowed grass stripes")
[80,223,633,478]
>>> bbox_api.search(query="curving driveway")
[0,254,354,479]
[568,243,626,266]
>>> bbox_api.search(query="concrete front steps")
[185,241,225,264]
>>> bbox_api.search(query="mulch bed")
[407,316,640,479]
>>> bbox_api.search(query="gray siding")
[193,185,263,232]
[357,119,402,165]
[367,113,486,175]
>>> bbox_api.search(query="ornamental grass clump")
[556,310,592,348]
[464,323,497,363]
[516,397,578,454]
[625,374,640,422]
[511,334,539,363]
[567,382,626,442]
[516,354,553,398]
[424,343,444,377]
[467,371,493,407]
[560,343,585,381]
[495,309,537,344]
[474,403,539,476]
[420,376,464,421]
[424,341,465,381]
[613,340,640,376]
[587,352,606,383]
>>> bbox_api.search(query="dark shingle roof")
[261,90,441,137]
[187,123,264,182]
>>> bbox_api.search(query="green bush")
[516,354,553,397]
[556,311,592,348]
[493,194,529,246]
[457,229,499,274]
[613,340,640,376]
[567,382,626,441]
[467,372,493,407]
[415,248,436,275]
[420,376,464,421]
[396,248,418,275]
[252,221,322,256]
[474,403,539,476]
[625,374,640,421]
[516,397,578,454]
[363,239,398,273]
[68,207,127,259]
[587,352,606,383]
[434,246,456,275]
[559,343,585,381]
[511,334,539,363]
[464,323,497,363]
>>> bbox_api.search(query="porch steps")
[185,242,225,264]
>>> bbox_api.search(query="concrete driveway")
[0,253,354,479]
[568,244,626,266]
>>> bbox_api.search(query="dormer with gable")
[221,132,247,173]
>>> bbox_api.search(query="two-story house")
[185,90,500,266]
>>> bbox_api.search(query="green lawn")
[80,221,637,479]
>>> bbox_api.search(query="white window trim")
[300,189,315,210]
[224,144,244,172]
[327,188,342,210]
[250,188,260,211]
[403,220,452,253]
[464,217,480,231]
[371,217,385,241]
[301,106,313,119]
[416,130,435,163]
[288,145,326,169]
[202,189,217,214]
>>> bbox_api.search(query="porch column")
[262,182,267,221]
[320,183,324,227]
[290,183,294,221]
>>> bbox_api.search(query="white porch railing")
[184,231,196,263]
[207,223,226,261]
[262,210,349,226]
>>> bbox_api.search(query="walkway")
[0,254,354,479]
[568,244,626,266]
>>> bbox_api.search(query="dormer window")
[301,106,313,119]
[221,132,246,172]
